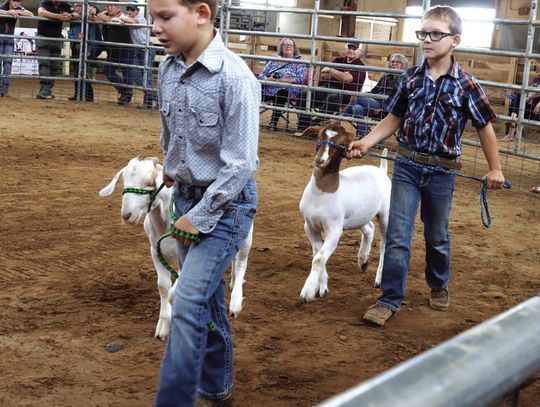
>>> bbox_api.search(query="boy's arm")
[347,113,402,158]
[186,75,260,235]
[477,122,505,189]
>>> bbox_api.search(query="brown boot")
[362,304,394,326]
[430,288,450,311]
[195,393,232,407]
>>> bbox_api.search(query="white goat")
[298,123,391,302]
[99,157,252,339]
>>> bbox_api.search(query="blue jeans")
[376,158,455,312]
[103,46,133,99]
[343,96,382,137]
[155,178,257,407]
[131,48,157,105]
[0,37,14,95]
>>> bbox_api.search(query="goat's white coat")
[299,140,391,302]
[99,157,252,339]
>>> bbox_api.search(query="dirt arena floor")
[1,96,539,407]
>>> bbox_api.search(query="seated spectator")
[258,37,306,132]
[503,76,540,141]
[343,53,409,138]
[296,40,366,132]
[0,0,33,97]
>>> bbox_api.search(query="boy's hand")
[172,215,200,247]
[163,172,175,188]
[483,169,505,189]
[347,139,369,159]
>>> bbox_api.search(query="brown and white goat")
[99,157,252,339]
[298,123,391,301]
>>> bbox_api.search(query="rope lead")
[364,151,511,229]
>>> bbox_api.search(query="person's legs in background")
[36,39,61,99]
[343,96,382,137]
[0,37,15,96]
[142,48,158,108]
[267,89,289,131]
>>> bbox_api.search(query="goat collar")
[122,182,166,213]
[316,140,348,163]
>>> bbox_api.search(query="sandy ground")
[0,97,539,407]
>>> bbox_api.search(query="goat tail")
[379,148,388,174]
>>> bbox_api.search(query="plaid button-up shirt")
[385,57,496,157]
[159,31,260,233]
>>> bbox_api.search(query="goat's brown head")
[301,122,355,170]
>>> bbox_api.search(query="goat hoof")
[360,262,368,273]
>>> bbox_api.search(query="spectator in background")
[343,53,409,138]
[258,37,306,132]
[67,2,95,101]
[114,3,158,109]
[0,0,33,97]
[296,40,366,132]
[503,76,540,141]
[93,0,133,105]
[36,0,75,99]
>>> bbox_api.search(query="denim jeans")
[155,178,257,407]
[376,158,455,312]
[131,48,157,105]
[343,96,382,137]
[103,46,133,99]
[0,37,14,95]
[37,39,62,96]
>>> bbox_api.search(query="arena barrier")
[1,0,539,187]
[318,294,540,407]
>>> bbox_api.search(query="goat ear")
[99,167,125,197]
[301,126,321,139]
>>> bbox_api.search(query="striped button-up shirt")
[159,31,260,233]
[385,57,496,157]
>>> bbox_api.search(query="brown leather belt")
[397,145,462,171]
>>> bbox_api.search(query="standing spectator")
[296,40,366,132]
[0,0,33,96]
[343,53,409,138]
[94,0,133,105]
[67,2,94,101]
[36,0,75,99]
[258,37,306,131]
[114,4,157,109]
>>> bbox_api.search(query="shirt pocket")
[188,105,221,150]
[160,100,175,132]
[438,92,464,126]
[402,87,425,133]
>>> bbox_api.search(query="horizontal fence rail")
[319,295,540,407]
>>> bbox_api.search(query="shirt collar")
[415,55,460,79]
[174,29,224,73]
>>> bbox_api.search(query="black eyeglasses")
[415,30,455,42]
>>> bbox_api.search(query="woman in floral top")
[258,37,306,131]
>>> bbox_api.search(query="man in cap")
[296,40,366,132]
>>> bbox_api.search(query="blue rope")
[364,151,511,228]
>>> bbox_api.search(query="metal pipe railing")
[319,295,540,407]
